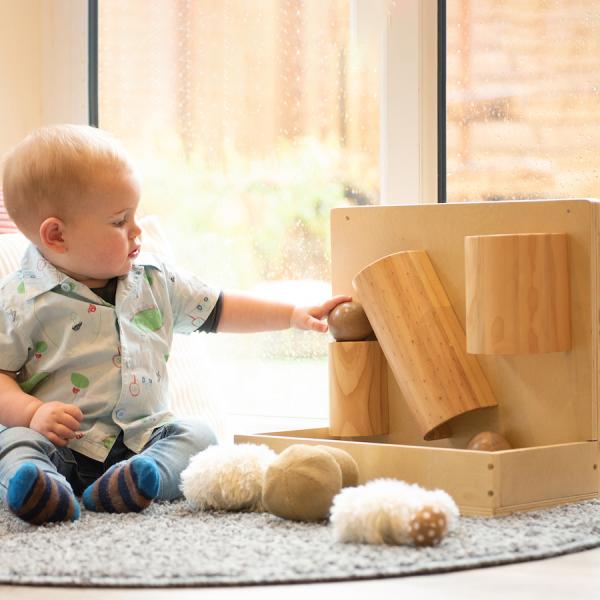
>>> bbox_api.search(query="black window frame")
[88,0,99,127]
[437,0,446,203]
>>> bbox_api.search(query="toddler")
[0,124,349,525]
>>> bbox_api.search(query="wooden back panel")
[331,199,598,449]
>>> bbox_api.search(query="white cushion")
[0,218,226,441]
[0,232,29,279]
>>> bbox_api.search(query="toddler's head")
[2,124,142,288]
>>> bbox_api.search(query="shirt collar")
[18,245,163,302]
[134,251,163,270]
[18,244,74,301]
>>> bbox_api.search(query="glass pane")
[98,1,380,435]
[446,0,600,202]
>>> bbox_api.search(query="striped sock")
[82,456,160,513]
[7,463,80,525]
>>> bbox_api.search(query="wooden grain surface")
[328,341,389,437]
[465,232,571,355]
[353,250,497,440]
[331,199,596,448]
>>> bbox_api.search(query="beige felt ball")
[315,445,359,488]
[262,445,343,522]
[408,505,448,547]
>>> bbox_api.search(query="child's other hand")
[290,295,352,333]
[29,401,84,447]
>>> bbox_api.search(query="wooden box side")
[496,441,599,514]
[235,432,599,517]
[331,199,596,449]
[235,431,496,515]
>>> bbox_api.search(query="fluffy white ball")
[329,478,459,545]
[181,443,277,512]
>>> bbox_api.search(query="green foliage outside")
[133,134,375,359]
[136,135,359,288]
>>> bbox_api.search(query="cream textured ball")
[181,443,277,512]
[262,444,343,522]
[329,478,459,545]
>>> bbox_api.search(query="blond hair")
[2,124,135,237]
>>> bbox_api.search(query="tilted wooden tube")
[465,233,571,355]
[352,250,497,440]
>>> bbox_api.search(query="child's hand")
[29,401,84,447]
[290,295,352,333]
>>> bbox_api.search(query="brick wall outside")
[447,0,600,202]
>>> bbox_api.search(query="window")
[445,0,600,202]
[98,1,381,434]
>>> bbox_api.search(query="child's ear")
[39,217,67,253]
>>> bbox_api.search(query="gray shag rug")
[1,499,600,587]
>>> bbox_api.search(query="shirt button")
[61,282,71,291]
[116,409,126,420]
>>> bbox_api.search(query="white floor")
[3,545,600,600]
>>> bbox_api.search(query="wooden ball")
[467,431,512,451]
[409,505,448,547]
[328,301,373,342]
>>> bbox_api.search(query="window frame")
[437,0,447,204]
[379,0,443,204]
[88,0,99,127]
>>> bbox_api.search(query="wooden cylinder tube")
[352,250,497,441]
[465,233,570,355]
[329,341,389,437]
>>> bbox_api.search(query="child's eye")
[113,218,127,227]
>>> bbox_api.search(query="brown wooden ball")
[408,505,448,547]
[467,431,512,451]
[327,301,374,342]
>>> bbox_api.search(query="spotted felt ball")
[408,505,448,547]
[327,301,374,342]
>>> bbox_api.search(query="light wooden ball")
[409,505,448,547]
[262,445,342,522]
[315,445,359,488]
[467,431,512,451]
[327,301,374,342]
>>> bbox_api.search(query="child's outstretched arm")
[216,291,351,333]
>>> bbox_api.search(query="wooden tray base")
[235,429,599,517]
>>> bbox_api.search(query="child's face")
[54,170,142,288]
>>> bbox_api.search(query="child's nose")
[130,221,142,238]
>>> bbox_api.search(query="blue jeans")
[0,419,217,502]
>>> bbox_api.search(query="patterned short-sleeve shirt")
[0,244,220,461]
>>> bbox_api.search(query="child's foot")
[7,462,80,525]
[82,456,160,513]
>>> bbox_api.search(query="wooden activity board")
[237,199,600,516]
